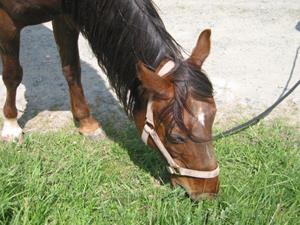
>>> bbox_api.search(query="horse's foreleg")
[0,9,23,142]
[52,16,106,139]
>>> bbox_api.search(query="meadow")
[0,121,299,225]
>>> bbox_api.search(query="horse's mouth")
[188,192,218,201]
[171,175,220,201]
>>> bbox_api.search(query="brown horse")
[0,0,219,200]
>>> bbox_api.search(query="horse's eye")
[169,133,186,144]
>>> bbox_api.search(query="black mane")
[63,0,182,115]
[63,0,213,128]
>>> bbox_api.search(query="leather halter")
[141,61,220,179]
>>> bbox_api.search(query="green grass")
[0,121,299,225]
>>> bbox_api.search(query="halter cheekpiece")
[141,61,219,179]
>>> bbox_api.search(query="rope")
[213,79,299,140]
[213,47,300,140]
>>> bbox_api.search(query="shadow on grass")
[105,123,170,183]
[0,24,169,184]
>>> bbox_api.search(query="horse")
[0,0,219,200]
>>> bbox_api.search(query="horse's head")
[134,29,219,200]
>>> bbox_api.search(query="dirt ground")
[0,0,299,133]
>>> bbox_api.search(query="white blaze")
[198,112,205,126]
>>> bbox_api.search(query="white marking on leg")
[198,112,205,126]
[1,118,23,141]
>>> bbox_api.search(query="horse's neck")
[65,0,181,114]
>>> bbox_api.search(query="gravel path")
[0,0,299,133]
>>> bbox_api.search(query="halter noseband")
[141,61,219,179]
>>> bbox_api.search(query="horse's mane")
[63,0,183,115]
[63,0,213,137]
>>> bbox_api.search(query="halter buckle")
[167,166,181,175]
[143,123,154,134]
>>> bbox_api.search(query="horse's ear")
[188,29,211,68]
[137,61,173,98]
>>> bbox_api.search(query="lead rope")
[213,80,300,140]
[213,47,300,140]
[141,48,299,176]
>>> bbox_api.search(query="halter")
[141,61,220,179]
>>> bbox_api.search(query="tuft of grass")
[0,121,299,225]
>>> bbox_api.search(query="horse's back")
[0,0,62,27]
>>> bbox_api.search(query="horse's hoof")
[80,128,107,140]
[1,119,24,144]
[1,130,24,144]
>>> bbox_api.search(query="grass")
[0,121,299,225]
